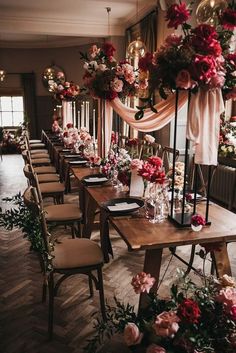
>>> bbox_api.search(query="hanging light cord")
[106,7,111,37]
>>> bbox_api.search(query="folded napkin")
[107,202,139,212]
[69,160,87,164]
[84,177,108,183]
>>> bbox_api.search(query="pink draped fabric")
[109,91,188,132]
[187,88,225,166]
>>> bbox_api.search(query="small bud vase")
[191,224,203,232]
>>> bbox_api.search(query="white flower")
[144,134,155,144]
[97,64,107,72]
[111,77,123,92]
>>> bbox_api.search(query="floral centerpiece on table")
[49,72,80,102]
[62,123,79,148]
[138,156,166,185]
[219,117,236,158]
[80,43,139,100]
[85,267,236,353]
[167,161,185,191]
[136,1,236,118]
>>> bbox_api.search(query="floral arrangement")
[167,161,185,191]
[49,72,80,102]
[62,124,92,150]
[136,1,236,117]
[138,156,166,184]
[81,43,138,100]
[0,128,21,154]
[219,117,236,158]
[85,269,236,353]
[191,214,206,227]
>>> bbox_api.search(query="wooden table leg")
[212,242,232,277]
[82,192,97,238]
[138,248,163,313]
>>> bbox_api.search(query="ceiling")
[0,0,157,48]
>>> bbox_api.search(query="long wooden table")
[42,132,236,310]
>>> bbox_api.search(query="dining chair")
[23,186,106,339]
[33,170,82,238]
[161,146,180,173]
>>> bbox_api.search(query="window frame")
[0,95,25,127]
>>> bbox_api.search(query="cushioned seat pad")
[29,139,42,143]
[34,166,57,174]
[30,149,48,154]
[31,153,50,159]
[44,204,81,221]
[40,182,65,193]
[30,143,45,149]
[52,238,103,269]
[38,174,60,183]
[31,158,51,165]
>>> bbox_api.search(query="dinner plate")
[69,160,88,165]
[103,197,144,215]
[82,173,109,186]
[64,154,82,158]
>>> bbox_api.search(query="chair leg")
[76,221,81,238]
[48,272,54,340]
[71,225,75,239]
[97,267,106,321]
[88,275,94,297]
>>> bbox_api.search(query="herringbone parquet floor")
[1,155,236,353]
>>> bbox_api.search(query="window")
[0,96,24,127]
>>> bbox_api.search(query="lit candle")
[86,101,89,132]
[81,102,85,128]
[77,110,80,130]
[73,101,76,126]
[93,108,96,141]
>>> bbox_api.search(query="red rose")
[138,52,154,72]
[102,42,116,59]
[220,8,236,30]
[147,156,163,168]
[66,123,73,129]
[165,3,190,29]
[192,24,217,40]
[191,54,216,84]
[226,53,236,66]
[177,298,201,324]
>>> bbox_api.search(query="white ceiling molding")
[0,0,157,47]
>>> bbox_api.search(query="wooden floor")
[1,154,236,353]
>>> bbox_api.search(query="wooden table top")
[110,203,236,251]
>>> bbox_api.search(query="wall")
[0,36,126,136]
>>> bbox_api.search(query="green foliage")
[0,192,45,255]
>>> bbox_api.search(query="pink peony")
[146,344,166,353]
[131,272,155,294]
[175,70,195,89]
[165,3,190,29]
[153,311,179,337]
[124,322,143,346]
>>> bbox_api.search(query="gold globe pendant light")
[196,0,228,26]
[127,0,146,59]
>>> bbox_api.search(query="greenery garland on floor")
[0,193,47,267]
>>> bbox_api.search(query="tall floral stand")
[62,100,73,129]
[97,99,113,158]
[169,88,224,227]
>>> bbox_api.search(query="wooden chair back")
[161,146,180,173]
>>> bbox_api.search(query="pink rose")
[146,344,166,353]
[144,134,155,144]
[216,287,236,312]
[153,311,180,337]
[124,323,143,346]
[89,44,100,58]
[208,72,225,88]
[175,70,194,89]
[165,34,182,47]
[131,159,143,170]
[131,272,155,294]
[111,78,124,93]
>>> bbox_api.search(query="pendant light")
[127,0,147,59]
[196,0,227,26]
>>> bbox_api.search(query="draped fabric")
[21,73,38,138]
[100,89,224,165]
[102,91,188,155]
[187,88,225,166]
